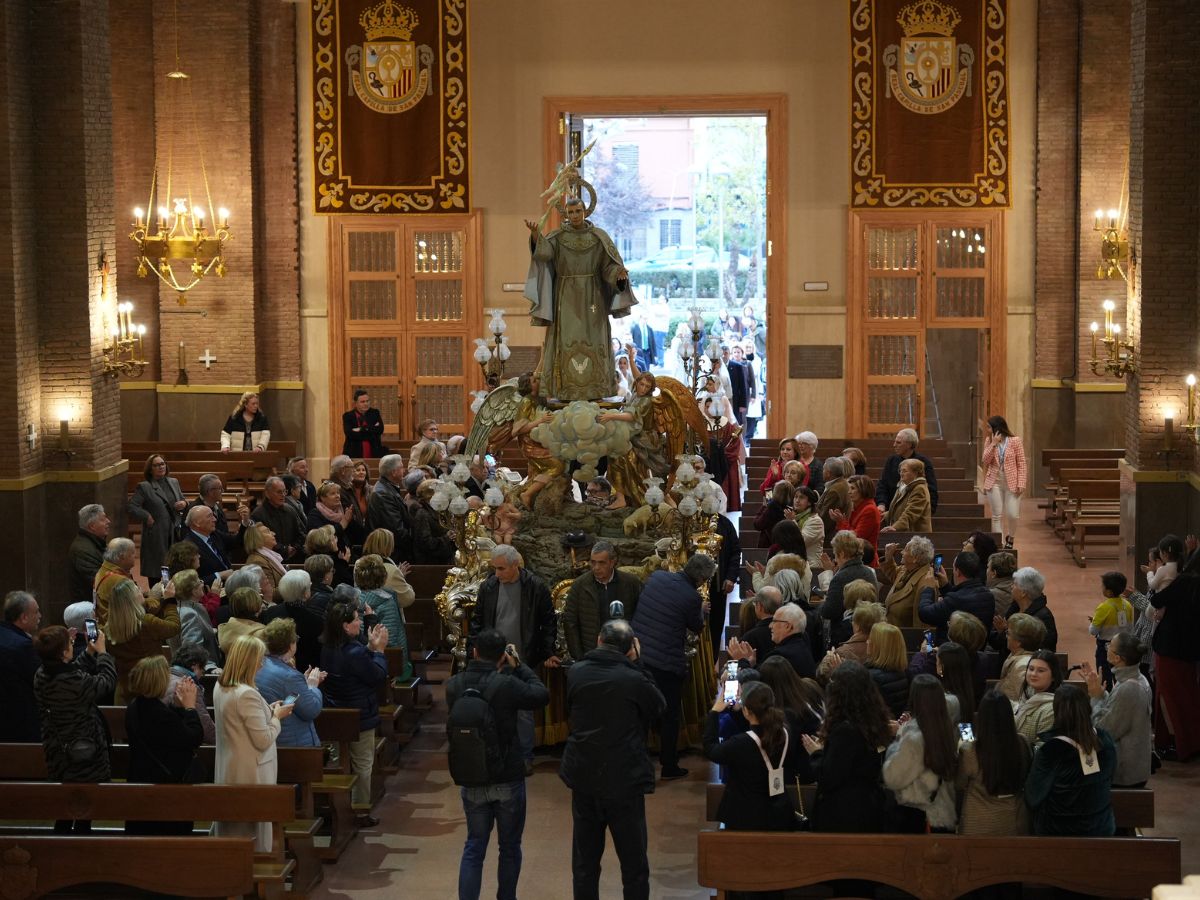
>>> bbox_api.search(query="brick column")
[0,0,127,616]
[1125,0,1200,472]
[1120,0,1200,578]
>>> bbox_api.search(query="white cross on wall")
[199,349,218,370]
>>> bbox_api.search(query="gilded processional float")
[432,147,726,744]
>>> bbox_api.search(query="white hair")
[224,565,264,597]
[379,454,405,479]
[896,428,919,447]
[277,570,312,605]
[63,601,95,632]
[905,535,935,565]
[771,568,805,604]
[1012,566,1046,598]
[491,544,521,566]
[185,505,210,527]
[103,538,135,563]
[794,431,818,449]
[774,602,807,634]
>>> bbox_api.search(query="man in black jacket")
[446,629,550,900]
[68,504,110,603]
[250,477,307,562]
[367,454,413,561]
[560,619,665,900]
[709,513,741,655]
[728,601,816,678]
[470,545,558,771]
[875,427,940,513]
[919,550,995,642]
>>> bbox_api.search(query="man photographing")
[446,628,550,900]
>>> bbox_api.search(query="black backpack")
[447,675,505,787]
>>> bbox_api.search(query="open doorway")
[572,115,769,441]
[543,96,787,438]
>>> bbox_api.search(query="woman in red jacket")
[760,438,802,495]
[981,416,1026,549]
[831,474,881,556]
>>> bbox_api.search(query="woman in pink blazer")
[981,416,1026,549]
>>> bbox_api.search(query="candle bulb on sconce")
[1103,299,1115,340]
[59,418,69,453]
[1187,374,1197,429]
[1089,322,1099,360]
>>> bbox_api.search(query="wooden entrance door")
[328,213,483,455]
[847,210,1005,439]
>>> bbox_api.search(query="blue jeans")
[459,779,527,900]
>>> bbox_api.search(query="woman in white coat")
[214,634,292,851]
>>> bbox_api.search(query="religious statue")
[523,188,636,402]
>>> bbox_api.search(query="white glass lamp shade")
[678,496,698,517]
[449,495,469,516]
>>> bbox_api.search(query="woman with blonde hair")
[216,587,266,653]
[305,482,353,548]
[305,522,354,586]
[362,528,417,609]
[244,523,286,594]
[408,418,446,470]
[349,459,373,521]
[214,635,292,850]
[220,391,270,452]
[866,622,909,716]
[997,612,1046,701]
[105,578,180,702]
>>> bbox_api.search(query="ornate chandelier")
[128,0,231,302]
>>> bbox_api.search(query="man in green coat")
[561,540,642,663]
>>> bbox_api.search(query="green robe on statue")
[525,222,636,402]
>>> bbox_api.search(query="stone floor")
[308,497,1198,898]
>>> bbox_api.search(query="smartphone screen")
[924,630,935,648]
[934,554,943,568]
[283,695,298,705]
[722,678,739,704]
[959,723,975,742]
[160,566,170,584]
[84,619,98,642]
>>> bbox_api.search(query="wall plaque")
[789,345,844,379]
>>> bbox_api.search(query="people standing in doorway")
[630,312,657,372]
[980,416,1026,549]
[742,338,763,445]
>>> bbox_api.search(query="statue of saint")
[524,196,636,402]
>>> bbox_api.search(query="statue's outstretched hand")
[524,219,540,235]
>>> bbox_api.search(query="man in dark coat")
[469,545,558,771]
[726,344,754,428]
[367,454,413,561]
[630,312,657,370]
[561,540,642,663]
[630,554,718,779]
[709,513,741,655]
[445,629,550,899]
[68,504,110,603]
[341,389,387,458]
[738,586,783,664]
[728,600,816,678]
[990,565,1059,654]
[250,477,308,562]
[189,474,252,559]
[287,457,318,514]
[183,506,233,589]
[559,619,665,900]
[875,427,940,513]
[919,550,995,642]
[0,591,43,742]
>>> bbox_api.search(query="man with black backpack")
[445,628,550,900]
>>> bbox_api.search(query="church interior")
[1,0,1199,896]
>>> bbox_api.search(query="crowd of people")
[2,393,1197,900]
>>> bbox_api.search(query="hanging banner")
[850,0,1009,208]
[311,0,469,214]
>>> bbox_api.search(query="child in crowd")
[1089,571,1134,689]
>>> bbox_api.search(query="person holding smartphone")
[256,618,326,748]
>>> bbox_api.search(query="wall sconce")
[1183,374,1200,444]
[1093,208,1130,281]
[54,403,76,461]
[1087,299,1137,378]
[473,309,511,388]
[102,301,149,378]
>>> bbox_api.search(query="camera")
[504,643,521,666]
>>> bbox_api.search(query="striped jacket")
[33,652,116,782]
[981,435,1027,493]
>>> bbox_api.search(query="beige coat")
[883,478,932,532]
[880,558,938,628]
[217,616,266,653]
[214,682,281,852]
[382,561,416,612]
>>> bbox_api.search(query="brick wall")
[1125,0,1200,470]
[1076,0,1131,384]
[1033,0,1080,379]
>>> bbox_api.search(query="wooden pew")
[312,708,371,857]
[1041,447,1125,466]
[1044,459,1120,524]
[0,835,256,899]
[0,782,295,899]
[1062,478,1122,567]
[0,740,327,896]
[703,783,1155,831]
[124,439,298,459]
[696,830,1180,900]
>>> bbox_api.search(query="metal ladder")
[923,354,944,439]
